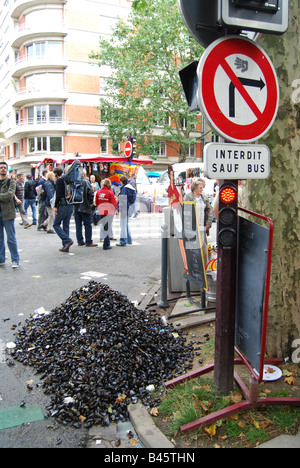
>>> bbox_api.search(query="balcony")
[12,87,68,107]
[11,24,68,49]
[11,0,67,20]
[5,118,69,141]
[12,54,68,79]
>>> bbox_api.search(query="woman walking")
[95,179,117,250]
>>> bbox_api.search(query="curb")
[128,404,174,449]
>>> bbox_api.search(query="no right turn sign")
[197,36,279,143]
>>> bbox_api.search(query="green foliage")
[89,0,204,161]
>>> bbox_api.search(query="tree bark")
[242,1,300,358]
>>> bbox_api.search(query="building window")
[152,141,166,158]
[26,41,62,61]
[37,137,47,151]
[14,142,20,158]
[26,73,63,93]
[101,139,108,154]
[28,136,62,153]
[27,105,63,125]
[50,137,62,152]
[188,144,195,159]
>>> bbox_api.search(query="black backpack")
[61,161,84,205]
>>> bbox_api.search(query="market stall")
[62,155,154,212]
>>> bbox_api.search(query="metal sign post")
[214,179,238,394]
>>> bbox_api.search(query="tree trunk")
[242,1,300,358]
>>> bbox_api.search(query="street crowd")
[0,161,137,269]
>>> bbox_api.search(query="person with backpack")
[53,167,74,253]
[40,172,56,234]
[74,171,98,247]
[0,162,20,268]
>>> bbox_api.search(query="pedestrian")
[95,178,117,250]
[41,172,56,234]
[167,165,182,210]
[53,167,74,253]
[36,169,49,231]
[74,174,98,247]
[15,173,32,229]
[24,174,37,225]
[116,175,136,247]
[90,175,100,192]
[184,179,213,268]
[129,173,138,218]
[0,162,20,268]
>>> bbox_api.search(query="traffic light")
[218,182,238,250]
[131,137,136,159]
[127,133,136,160]
[218,0,289,34]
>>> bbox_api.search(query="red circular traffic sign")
[124,141,132,157]
[197,36,279,143]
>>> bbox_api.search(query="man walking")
[15,173,32,229]
[0,162,20,268]
[74,172,98,247]
[24,174,37,225]
[53,167,74,253]
[117,176,136,247]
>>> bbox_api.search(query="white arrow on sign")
[204,143,270,180]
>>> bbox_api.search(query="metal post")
[214,179,238,395]
[158,224,169,309]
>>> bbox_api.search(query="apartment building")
[0,0,134,173]
[0,0,204,174]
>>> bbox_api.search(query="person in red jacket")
[95,178,117,250]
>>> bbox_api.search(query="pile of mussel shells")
[11,281,194,429]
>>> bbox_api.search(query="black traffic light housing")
[218,182,238,250]
[218,0,289,34]
[234,1,279,13]
[178,0,289,51]
[127,133,136,161]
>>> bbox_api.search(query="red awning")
[61,155,153,166]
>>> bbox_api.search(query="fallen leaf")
[230,414,239,422]
[116,394,127,404]
[150,407,159,417]
[199,400,212,412]
[260,421,271,429]
[238,421,246,428]
[284,375,296,385]
[224,391,243,404]
[129,438,138,446]
[204,424,216,438]
[251,419,260,429]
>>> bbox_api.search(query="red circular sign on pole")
[124,141,132,158]
[197,36,279,143]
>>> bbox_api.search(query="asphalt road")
[0,212,162,448]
